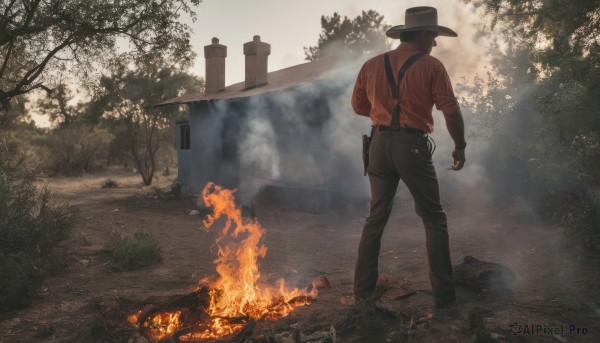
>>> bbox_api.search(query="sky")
[187,0,486,86]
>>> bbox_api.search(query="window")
[180,124,190,150]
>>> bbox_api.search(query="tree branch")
[18,34,75,89]
[0,0,44,47]
[29,83,52,94]
[0,40,14,79]
[1,0,19,24]
[22,0,42,30]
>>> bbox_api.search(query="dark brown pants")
[354,131,455,301]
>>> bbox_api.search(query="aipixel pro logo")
[509,322,589,336]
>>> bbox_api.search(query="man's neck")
[398,42,430,54]
[398,42,418,50]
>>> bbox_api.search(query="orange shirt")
[351,42,460,133]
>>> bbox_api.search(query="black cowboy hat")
[386,6,458,38]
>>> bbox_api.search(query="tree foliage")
[304,10,391,61]
[465,0,600,182]
[463,0,600,254]
[0,0,201,126]
[35,84,83,126]
[467,0,600,114]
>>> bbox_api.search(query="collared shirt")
[351,42,460,133]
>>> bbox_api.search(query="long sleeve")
[351,65,371,117]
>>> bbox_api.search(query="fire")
[128,182,316,341]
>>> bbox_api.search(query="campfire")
[126,182,317,342]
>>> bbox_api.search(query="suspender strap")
[383,54,397,100]
[383,52,425,129]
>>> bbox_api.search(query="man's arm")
[431,60,466,170]
[444,110,466,149]
[351,65,371,117]
[443,110,466,170]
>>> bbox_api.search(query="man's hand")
[451,148,466,170]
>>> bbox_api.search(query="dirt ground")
[1,170,599,343]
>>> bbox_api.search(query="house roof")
[156,57,353,106]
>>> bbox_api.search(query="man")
[351,6,466,308]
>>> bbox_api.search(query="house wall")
[180,76,367,203]
[174,121,192,192]
[187,101,243,193]
[188,102,218,193]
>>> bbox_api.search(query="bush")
[0,255,42,311]
[112,232,162,270]
[101,178,119,189]
[0,150,75,312]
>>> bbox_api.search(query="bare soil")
[1,170,599,343]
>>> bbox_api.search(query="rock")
[188,209,200,215]
[127,332,149,343]
[311,276,331,290]
[454,256,516,293]
[33,325,54,339]
[553,335,567,343]
[340,296,355,305]
[490,332,506,340]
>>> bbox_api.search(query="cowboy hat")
[386,6,458,38]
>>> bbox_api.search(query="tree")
[464,0,600,184]
[35,84,83,126]
[463,0,600,254]
[465,0,600,128]
[304,10,391,61]
[0,0,202,127]
[95,60,203,185]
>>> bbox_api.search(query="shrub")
[112,232,162,270]
[0,255,42,311]
[101,178,119,189]
[0,150,75,312]
[170,180,182,198]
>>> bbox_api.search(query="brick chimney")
[243,35,271,89]
[204,37,227,94]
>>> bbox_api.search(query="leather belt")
[374,125,426,136]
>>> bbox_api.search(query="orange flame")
[129,182,316,341]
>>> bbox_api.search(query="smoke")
[240,97,282,178]
[201,2,498,211]
[232,66,369,206]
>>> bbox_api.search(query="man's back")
[351,42,460,133]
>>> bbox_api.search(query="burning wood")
[126,182,318,342]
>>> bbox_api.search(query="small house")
[161,36,368,206]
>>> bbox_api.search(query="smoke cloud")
[231,66,369,206]
[199,2,499,211]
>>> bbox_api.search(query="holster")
[362,134,371,176]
